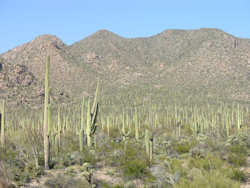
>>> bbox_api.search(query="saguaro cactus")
[44,56,50,169]
[79,96,85,151]
[119,111,131,141]
[1,99,5,147]
[145,129,153,165]
[106,116,110,137]
[134,109,139,141]
[145,129,149,156]
[149,137,153,164]
[48,103,52,134]
[86,80,100,147]
[56,108,62,154]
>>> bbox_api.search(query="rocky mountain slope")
[0,58,70,107]
[1,28,249,107]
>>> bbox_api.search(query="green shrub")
[226,143,248,167]
[168,158,187,176]
[103,183,124,188]
[228,144,248,155]
[174,172,240,188]
[228,153,247,167]
[44,174,90,188]
[24,163,44,179]
[122,159,149,180]
[173,141,195,154]
[230,168,246,182]
[0,149,16,161]
[188,153,224,171]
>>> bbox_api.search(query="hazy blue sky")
[0,0,249,53]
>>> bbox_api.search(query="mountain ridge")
[0,28,249,107]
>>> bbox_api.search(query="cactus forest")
[0,56,249,187]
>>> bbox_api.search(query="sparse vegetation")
[0,30,249,187]
[0,88,248,187]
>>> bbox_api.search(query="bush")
[174,171,240,188]
[227,143,248,167]
[173,140,196,154]
[228,144,248,155]
[122,160,149,180]
[188,153,224,171]
[44,174,90,188]
[228,153,247,167]
[230,168,246,182]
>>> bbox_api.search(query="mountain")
[0,28,249,107]
[68,28,250,101]
[0,58,41,106]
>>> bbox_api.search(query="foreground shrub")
[122,159,149,180]
[174,170,240,188]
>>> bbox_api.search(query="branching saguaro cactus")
[86,80,100,147]
[44,56,50,169]
[1,99,5,148]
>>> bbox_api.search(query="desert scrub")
[23,163,44,180]
[102,183,124,188]
[228,143,248,155]
[0,148,41,186]
[95,140,124,167]
[113,142,155,181]
[181,124,193,136]
[0,148,16,161]
[5,161,43,186]
[174,170,240,188]
[122,159,151,180]
[166,158,188,179]
[230,168,246,182]
[228,153,247,167]
[185,152,246,184]
[65,166,77,176]
[173,139,197,154]
[81,148,99,166]
[227,143,248,167]
[188,152,225,171]
[54,149,98,169]
[60,130,80,152]
[44,173,90,188]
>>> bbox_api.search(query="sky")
[0,0,249,54]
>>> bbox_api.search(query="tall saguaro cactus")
[135,109,139,141]
[79,96,85,152]
[44,56,50,169]
[145,128,153,165]
[56,108,62,154]
[86,80,100,147]
[1,99,5,147]
[145,129,149,156]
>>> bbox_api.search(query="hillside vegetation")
[0,28,249,107]
[0,28,249,187]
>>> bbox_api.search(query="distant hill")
[1,28,249,107]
